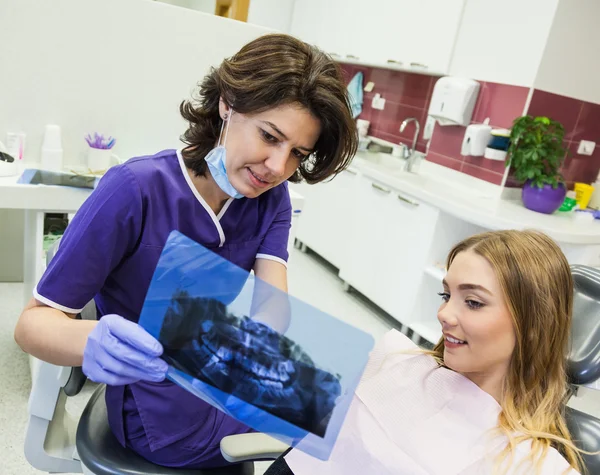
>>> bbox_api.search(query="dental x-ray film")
[138,231,375,460]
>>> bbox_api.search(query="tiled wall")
[340,62,530,185]
[426,83,530,185]
[525,90,600,188]
[339,63,438,154]
[340,63,600,187]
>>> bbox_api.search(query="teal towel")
[347,72,364,118]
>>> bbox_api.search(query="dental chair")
[565,265,600,474]
[24,248,600,475]
[24,239,288,475]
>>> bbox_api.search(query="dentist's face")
[437,250,516,386]
[219,100,321,199]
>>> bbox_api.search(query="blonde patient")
[269,230,584,475]
[432,230,580,474]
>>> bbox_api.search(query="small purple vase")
[521,181,567,214]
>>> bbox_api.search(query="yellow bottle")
[574,182,595,209]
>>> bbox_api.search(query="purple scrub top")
[35,149,292,468]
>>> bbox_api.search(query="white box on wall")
[428,76,480,126]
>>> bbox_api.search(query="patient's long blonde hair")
[430,230,583,474]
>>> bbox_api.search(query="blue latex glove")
[83,314,168,386]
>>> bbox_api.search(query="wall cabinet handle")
[345,169,357,176]
[371,183,391,194]
[397,194,419,206]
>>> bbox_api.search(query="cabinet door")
[293,168,358,269]
[290,0,465,73]
[289,0,363,59]
[338,175,389,299]
[323,169,360,268]
[339,176,439,325]
[372,0,466,71]
[371,187,439,321]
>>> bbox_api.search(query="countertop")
[351,151,600,245]
[0,165,305,213]
[0,168,92,212]
[3,156,599,244]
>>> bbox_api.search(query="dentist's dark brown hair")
[179,33,357,184]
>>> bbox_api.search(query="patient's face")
[437,250,516,392]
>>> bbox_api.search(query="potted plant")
[506,115,568,214]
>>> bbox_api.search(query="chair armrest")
[220,433,290,463]
[25,361,82,473]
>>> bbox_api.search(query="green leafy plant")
[506,115,568,188]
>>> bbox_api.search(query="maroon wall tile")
[425,81,528,184]
[572,101,600,144]
[340,63,436,155]
[367,69,433,108]
[527,90,583,140]
[504,173,521,188]
[369,102,424,136]
[523,90,600,187]
[472,82,530,129]
[563,141,600,184]
[463,155,507,174]
[428,123,466,160]
[461,163,504,185]
[339,61,532,185]
[426,151,463,172]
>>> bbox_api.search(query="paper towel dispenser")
[427,77,480,127]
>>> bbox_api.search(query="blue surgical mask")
[205,112,244,199]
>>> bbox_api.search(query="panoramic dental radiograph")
[138,230,374,460]
[159,289,342,437]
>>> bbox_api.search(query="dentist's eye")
[261,129,279,144]
[292,149,308,160]
[438,292,450,303]
[466,300,484,310]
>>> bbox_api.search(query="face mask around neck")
[204,111,244,199]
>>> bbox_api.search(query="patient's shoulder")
[373,329,420,359]
[510,441,580,475]
[361,329,425,381]
[382,329,419,351]
[536,446,579,475]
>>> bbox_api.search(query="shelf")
[334,56,446,78]
[409,321,442,345]
[424,265,446,282]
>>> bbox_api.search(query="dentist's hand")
[83,314,168,386]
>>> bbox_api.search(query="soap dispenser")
[461,120,492,157]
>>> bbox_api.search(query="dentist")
[14,33,357,469]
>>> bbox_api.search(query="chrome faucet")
[399,117,421,172]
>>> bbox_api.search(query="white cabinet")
[290,0,465,73]
[292,168,359,270]
[339,175,439,322]
[335,175,382,298]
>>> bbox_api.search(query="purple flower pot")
[521,181,566,214]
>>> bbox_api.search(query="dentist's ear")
[218,97,232,121]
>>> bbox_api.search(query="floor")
[1,246,395,475]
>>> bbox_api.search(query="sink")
[390,171,496,200]
[356,152,405,171]
[354,150,497,201]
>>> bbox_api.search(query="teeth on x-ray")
[159,290,342,438]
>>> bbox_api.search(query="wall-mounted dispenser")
[427,76,480,127]
[461,120,492,157]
